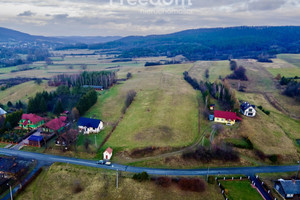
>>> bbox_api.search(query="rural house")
[240,102,256,117]
[0,157,27,179]
[42,118,66,135]
[214,110,242,125]
[77,117,103,134]
[19,114,45,130]
[56,129,79,148]
[28,135,44,147]
[103,147,113,160]
[0,108,7,117]
[274,179,300,199]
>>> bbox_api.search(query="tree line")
[49,71,117,89]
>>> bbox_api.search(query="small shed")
[209,104,215,111]
[28,135,44,147]
[103,147,113,160]
[209,114,214,121]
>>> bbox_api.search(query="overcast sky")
[0,0,300,36]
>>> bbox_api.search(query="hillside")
[88,26,300,60]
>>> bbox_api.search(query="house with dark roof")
[77,117,103,134]
[240,102,256,117]
[0,157,27,179]
[56,129,79,148]
[0,108,7,117]
[42,118,66,135]
[28,135,44,147]
[19,114,45,130]
[274,179,300,199]
[83,85,104,91]
[214,110,242,125]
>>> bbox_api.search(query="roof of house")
[45,118,66,131]
[214,110,242,121]
[0,108,7,115]
[28,135,44,142]
[104,147,113,154]
[59,116,67,122]
[240,102,256,112]
[21,114,44,124]
[77,117,102,129]
[60,129,79,144]
[83,85,103,89]
[277,179,300,195]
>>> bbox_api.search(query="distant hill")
[55,36,122,44]
[88,26,300,60]
[0,27,121,44]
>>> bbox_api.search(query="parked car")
[105,161,111,166]
[96,160,105,165]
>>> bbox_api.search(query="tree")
[275,73,281,80]
[205,69,209,79]
[54,100,64,115]
[71,107,80,120]
[39,97,47,113]
[7,101,13,107]
[45,57,53,65]
[127,72,132,79]
[80,64,87,70]
[34,78,43,85]
[84,137,91,152]
[230,60,237,71]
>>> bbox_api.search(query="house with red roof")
[19,114,45,130]
[214,110,242,125]
[103,147,113,160]
[42,118,66,135]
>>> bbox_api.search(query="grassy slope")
[16,163,223,200]
[219,180,263,200]
[102,64,199,151]
[0,81,55,104]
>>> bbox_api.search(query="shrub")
[207,176,215,184]
[269,154,278,163]
[178,178,206,192]
[255,149,267,160]
[155,177,172,187]
[258,105,263,110]
[73,180,83,193]
[133,172,150,182]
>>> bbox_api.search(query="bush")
[133,172,149,182]
[255,149,267,160]
[269,154,278,163]
[258,105,263,110]
[73,180,83,193]
[178,178,206,192]
[207,176,215,184]
[122,90,137,114]
[155,177,172,187]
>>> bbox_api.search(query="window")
[249,109,252,112]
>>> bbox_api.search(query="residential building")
[19,114,44,130]
[42,118,66,135]
[274,179,300,199]
[214,110,242,125]
[56,129,79,148]
[240,102,256,117]
[28,135,44,147]
[103,147,113,160]
[77,117,103,134]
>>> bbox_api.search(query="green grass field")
[0,81,55,104]
[189,61,232,82]
[16,163,223,200]
[102,64,199,152]
[277,54,300,68]
[219,180,263,200]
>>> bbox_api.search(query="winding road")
[0,148,299,176]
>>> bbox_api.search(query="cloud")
[18,10,36,17]
[247,0,286,11]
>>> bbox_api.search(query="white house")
[77,117,104,134]
[240,102,256,117]
[0,108,7,117]
[103,147,113,160]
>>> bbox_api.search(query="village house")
[0,157,27,180]
[240,102,256,117]
[214,110,242,125]
[103,147,113,160]
[274,179,300,199]
[77,117,103,134]
[56,129,79,148]
[19,114,45,130]
[0,108,7,117]
[28,135,44,147]
[42,118,66,135]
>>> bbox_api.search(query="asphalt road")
[0,148,299,176]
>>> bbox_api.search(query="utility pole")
[296,161,300,179]
[7,183,13,200]
[94,135,97,148]
[116,169,119,189]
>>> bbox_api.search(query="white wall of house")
[78,121,104,134]
[103,151,112,160]
[243,107,256,117]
